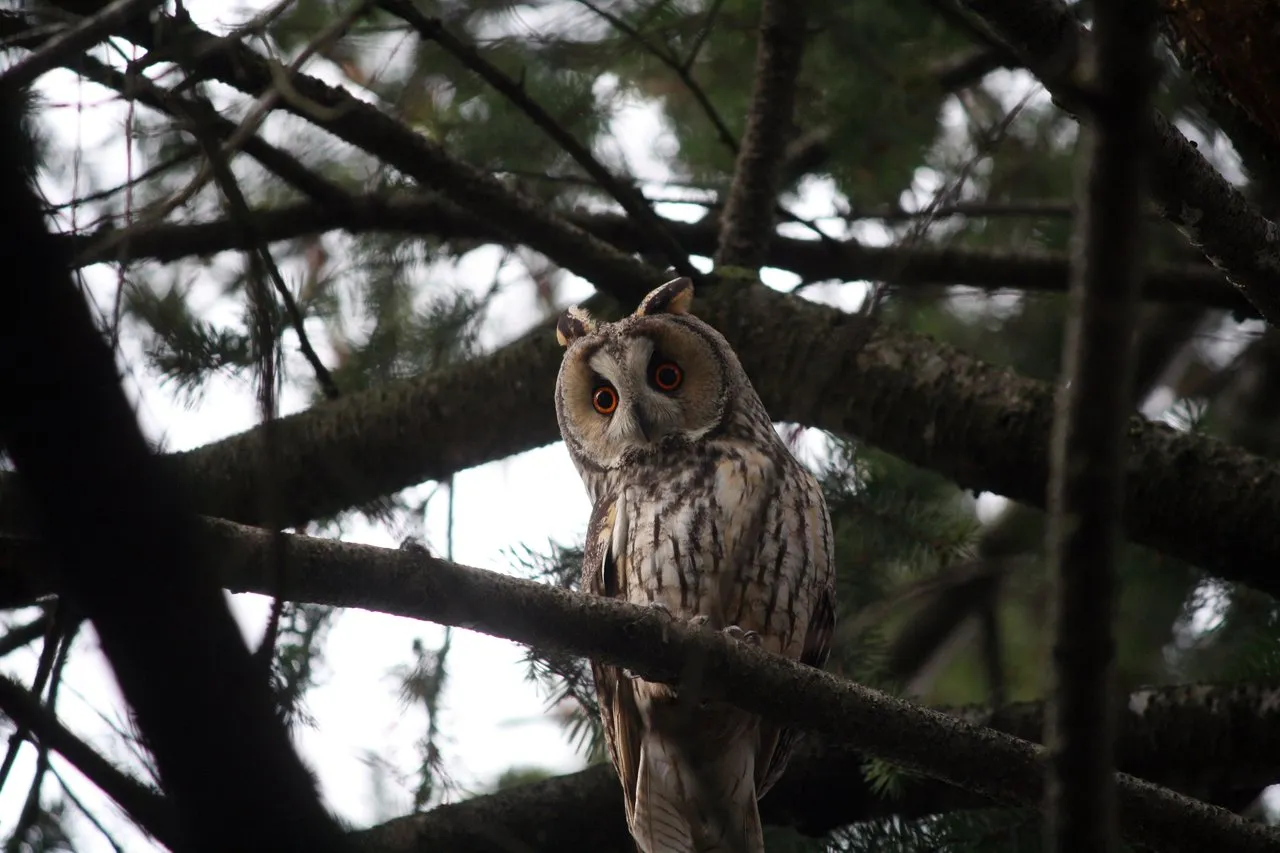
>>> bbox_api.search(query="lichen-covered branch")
[1044,0,1159,848]
[713,0,808,271]
[3,519,1275,853]
[2,282,1280,597]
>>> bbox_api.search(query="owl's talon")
[724,625,763,646]
[687,615,712,630]
[398,536,429,554]
[644,601,674,620]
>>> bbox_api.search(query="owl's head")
[554,277,745,469]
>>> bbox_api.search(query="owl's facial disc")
[570,326,724,465]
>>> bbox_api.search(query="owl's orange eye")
[651,361,682,392]
[592,385,618,415]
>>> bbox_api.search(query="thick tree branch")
[1045,2,1159,849]
[1159,0,1280,212]
[3,517,1271,850]
[64,195,1252,315]
[0,87,346,853]
[958,0,1280,325]
[2,282,1280,597]
[5,520,1275,853]
[713,0,808,270]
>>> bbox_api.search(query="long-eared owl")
[554,277,836,853]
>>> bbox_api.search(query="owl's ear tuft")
[635,277,694,317]
[556,306,597,347]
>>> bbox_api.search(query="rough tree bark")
[1044,0,1159,849]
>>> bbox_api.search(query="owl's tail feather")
[631,729,764,853]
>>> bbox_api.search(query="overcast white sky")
[2,3,1265,850]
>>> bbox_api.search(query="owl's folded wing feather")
[756,579,836,797]
[582,492,645,825]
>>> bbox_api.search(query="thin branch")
[0,0,155,89]
[50,766,126,853]
[131,10,664,302]
[378,1,697,279]
[0,674,177,848]
[70,52,352,207]
[1045,2,1159,850]
[0,611,53,659]
[63,195,1253,316]
[713,0,808,271]
[572,0,738,154]
[0,84,349,853]
[958,0,1280,325]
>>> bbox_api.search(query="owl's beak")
[632,406,653,443]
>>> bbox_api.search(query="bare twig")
[380,0,697,279]
[8,627,74,853]
[1045,1,1160,850]
[50,766,126,853]
[713,0,809,271]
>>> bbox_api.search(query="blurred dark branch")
[4,519,1273,853]
[0,610,52,659]
[65,195,1252,316]
[8,628,73,853]
[0,0,153,88]
[960,0,1280,325]
[930,46,1014,91]
[378,1,697,279]
[0,85,348,853]
[0,673,178,848]
[713,0,808,270]
[1045,2,1159,847]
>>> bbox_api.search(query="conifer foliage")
[1,0,1280,851]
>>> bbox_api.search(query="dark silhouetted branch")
[1044,2,1160,847]
[713,0,808,270]
[0,84,347,853]
[959,0,1280,325]
[63,195,1251,315]
[0,0,154,88]
[0,674,178,848]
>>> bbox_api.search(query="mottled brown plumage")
[555,278,836,853]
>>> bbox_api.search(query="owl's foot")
[687,614,712,630]
[398,536,430,555]
[723,624,763,646]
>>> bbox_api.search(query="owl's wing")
[756,578,836,798]
[582,491,644,824]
